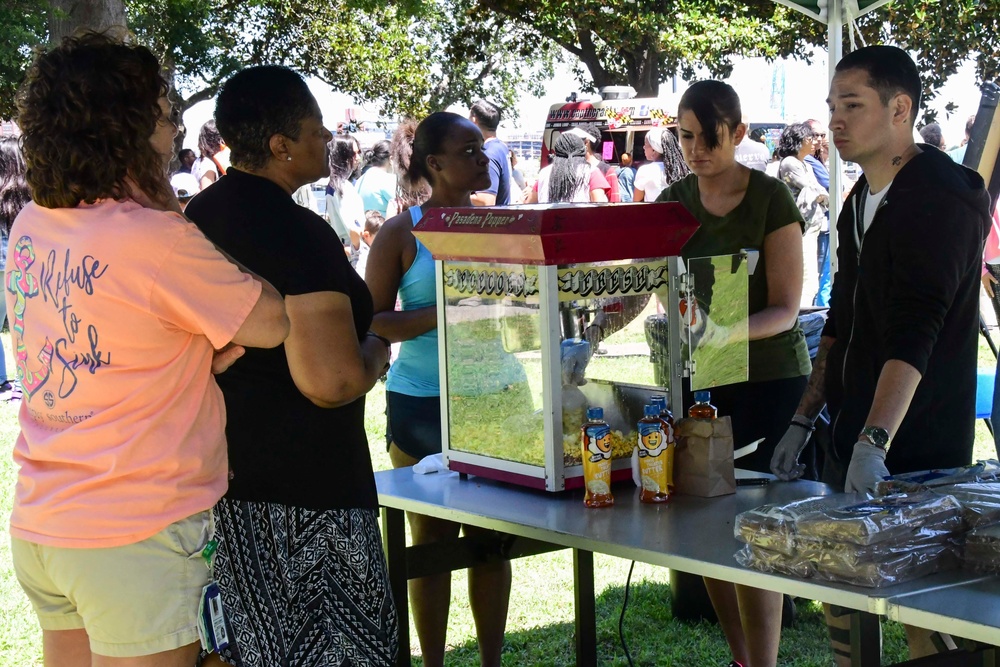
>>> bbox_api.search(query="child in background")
[357,210,384,279]
[618,152,637,202]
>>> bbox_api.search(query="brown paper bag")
[674,416,735,497]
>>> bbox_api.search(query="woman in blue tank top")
[365,112,511,667]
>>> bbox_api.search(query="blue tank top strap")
[386,205,440,396]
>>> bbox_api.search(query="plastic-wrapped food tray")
[797,532,955,569]
[794,492,963,546]
[737,533,957,588]
[734,496,845,555]
[963,523,1000,573]
[734,491,967,587]
[811,541,957,588]
[876,460,1000,496]
[735,544,815,579]
[931,482,1000,528]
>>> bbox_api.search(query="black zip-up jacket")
[823,145,991,475]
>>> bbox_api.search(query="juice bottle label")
[637,420,672,501]
[582,423,613,507]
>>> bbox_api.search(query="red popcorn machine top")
[413,202,750,492]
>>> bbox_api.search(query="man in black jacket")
[770,45,991,493]
[768,44,991,665]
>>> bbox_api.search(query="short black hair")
[178,148,195,161]
[470,99,501,132]
[678,80,742,152]
[836,45,921,125]
[215,65,319,170]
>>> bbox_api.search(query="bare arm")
[523,185,539,204]
[229,279,290,348]
[284,291,389,408]
[793,335,833,420]
[748,222,802,340]
[471,191,497,206]
[365,212,437,343]
[386,199,400,218]
[199,170,217,191]
[202,239,289,350]
[633,188,646,202]
[861,359,922,439]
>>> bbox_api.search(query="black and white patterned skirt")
[209,498,398,667]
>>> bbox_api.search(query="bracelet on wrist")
[366,331,392,373]
[789,417,815,432]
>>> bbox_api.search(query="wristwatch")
[859,426,891,452]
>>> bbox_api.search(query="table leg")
[850,611,881,667]
[381,507,410,667]
[573,548,596,667]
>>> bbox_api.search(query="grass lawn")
[2,326,997,666]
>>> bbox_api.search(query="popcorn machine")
[413,203,750,492]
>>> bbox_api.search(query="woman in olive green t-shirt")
[656,80,809,667]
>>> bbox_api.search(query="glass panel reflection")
[444,261,544,466]
[685,254,750,390]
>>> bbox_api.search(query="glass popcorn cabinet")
[413,203,750,491]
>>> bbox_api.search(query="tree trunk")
[630,41,660,98]
[48,0,127,43]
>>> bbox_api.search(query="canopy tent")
[772,0,893,22]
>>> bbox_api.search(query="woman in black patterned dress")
[184,65,396,667]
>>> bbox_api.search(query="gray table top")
[886,576,1000,645]
[375,467,989,615]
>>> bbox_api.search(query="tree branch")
[181,84,218,110]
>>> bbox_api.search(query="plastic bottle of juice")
[637,404,671,503]
[688,390,717,419]
[650,395,675,431]
[650,395,676,496]
[582,407,614,508]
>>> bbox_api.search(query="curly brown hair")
[16,32,172,208]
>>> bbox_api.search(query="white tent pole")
[828,0,843,275]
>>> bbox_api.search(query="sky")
[181,50,985,157]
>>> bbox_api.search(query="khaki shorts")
[11,510,214,658]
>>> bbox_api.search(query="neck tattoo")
[892,155,902,166]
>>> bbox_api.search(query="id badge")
[200,582,230,652]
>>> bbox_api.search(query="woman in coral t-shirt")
[8,33,288,667]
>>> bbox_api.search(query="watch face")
[863,426,890,450]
